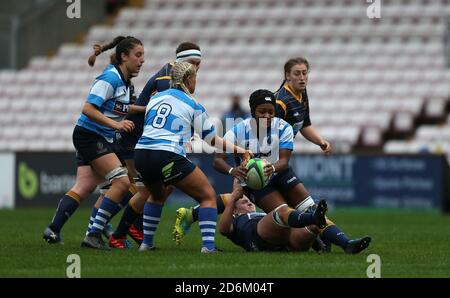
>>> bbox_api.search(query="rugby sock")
[113,204,140,238]
[287,210,315,228]
[192,195,226,222]
[117,189,135,209]
[134,214,144,231]
[192,205,200,222]
[89,197,118,234]
[217,195,228,215]
[198,207,217,250]
[86,207,98,235]
[321,225,350,248]
[142,202,162,247]
[49,192,80,233]
[103,188,135,224]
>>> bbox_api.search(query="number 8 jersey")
[135,88,216,157]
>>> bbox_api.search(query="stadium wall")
[0,153,15,209]
[8,152,449,212]
[0,0,106,69]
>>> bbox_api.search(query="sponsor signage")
[14,152,448,209]
[15,152,87,207]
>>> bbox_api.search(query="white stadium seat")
[1,0,450,153]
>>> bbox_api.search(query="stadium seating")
[0,0,449,154]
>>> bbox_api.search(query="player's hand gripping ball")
[245,158,270,190]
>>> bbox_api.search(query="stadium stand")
[0,0,449,156]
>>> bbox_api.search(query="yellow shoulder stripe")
[156,76,171,81]
[276,100,287,117]
[284,83,302,102]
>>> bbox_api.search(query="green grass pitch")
[0,206,449,277]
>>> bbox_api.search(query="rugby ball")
[245,158,269,190]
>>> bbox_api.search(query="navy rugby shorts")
[134,149,196,185]
[73,125,115,166]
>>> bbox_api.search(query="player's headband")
[176,49,202,61]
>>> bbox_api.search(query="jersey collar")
[114,64,130,87]
[284,83,303,103]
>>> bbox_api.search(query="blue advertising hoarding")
[14,152,448,209]
[292,154,444,209]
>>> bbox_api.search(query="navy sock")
[192,205,200,222]
[113,204,140,238]
[118,189,134,209]
[49,194,80,233]
[192,196,225,223]
[134,214,143,231]
[287,210,315,228]
[216,195,227,216]
[321,225,350,248]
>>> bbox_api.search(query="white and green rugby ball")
[245,158,270,190]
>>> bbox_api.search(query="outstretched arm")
[300,126,332,154]
[218,180,243,236]
[213,152,248,180]
[208,135,253,163]
[128,104,146,115]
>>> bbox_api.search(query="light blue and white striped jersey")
[224,117,293,165]
[135,88,216,157]
[76,64,130,142]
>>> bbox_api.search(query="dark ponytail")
[88,35,142,67]
[109,53,118,65]
[275,79,286,93]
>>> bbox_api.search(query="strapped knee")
[105,166,128,184]
[295,196,315,213]
[271,204,290,228]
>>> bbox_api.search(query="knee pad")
[105,166,128,184]
[98,181,111,195]
[271,204,290,228]
[295,196,315,213]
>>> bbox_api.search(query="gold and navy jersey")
[125,62,173,139]
[228,212,265,251]
[227,212,287,252]
[134,62,173,107]
[274,84,311,137]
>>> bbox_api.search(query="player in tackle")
[174,89,371,254]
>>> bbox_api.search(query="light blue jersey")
[76,64,130,142]
[135,88,216,157]
[224,117,294,164]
